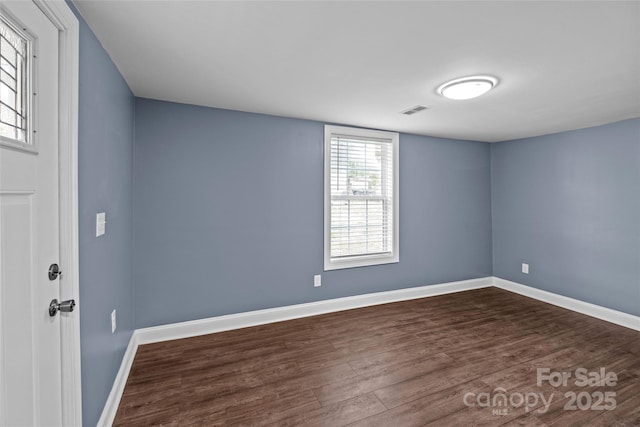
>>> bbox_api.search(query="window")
[0,16,31,145]
[324,125,399,270]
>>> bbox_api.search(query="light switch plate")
[314,274,321,287]
[522,263,529,274]
[96,212,106,237]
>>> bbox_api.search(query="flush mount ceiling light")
[437,75,498,100]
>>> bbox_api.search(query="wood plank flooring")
[114,287,640,426]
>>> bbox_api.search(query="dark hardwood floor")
[114,287,640,426]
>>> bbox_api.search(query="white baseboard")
[99,275,640,425]
[135,276,493,345]
[493,277,640,332]
[97,333,139,427]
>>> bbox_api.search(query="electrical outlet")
[111,309,117,333]
[522,263,529,274]
[314,274,321,287]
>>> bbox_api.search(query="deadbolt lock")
[48,263,62,280]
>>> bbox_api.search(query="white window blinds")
[324,125,399,270]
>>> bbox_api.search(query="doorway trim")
[32,1,81,425]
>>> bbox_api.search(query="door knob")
[49,299,76,316]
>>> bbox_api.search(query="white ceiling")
[73,1,640,142]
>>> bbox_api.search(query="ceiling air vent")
[401,105,429,115]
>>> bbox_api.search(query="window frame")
[0,12,37,153]
[324,124,399,271]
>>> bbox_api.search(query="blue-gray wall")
[133,98,493,328]
[70,3,136,425]
[492,118,640,316]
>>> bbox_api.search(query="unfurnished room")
[0,1,639,426]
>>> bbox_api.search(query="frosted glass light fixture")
[437,75,498,100]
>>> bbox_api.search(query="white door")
[0,1,63,425]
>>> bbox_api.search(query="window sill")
[324,254,399,271]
